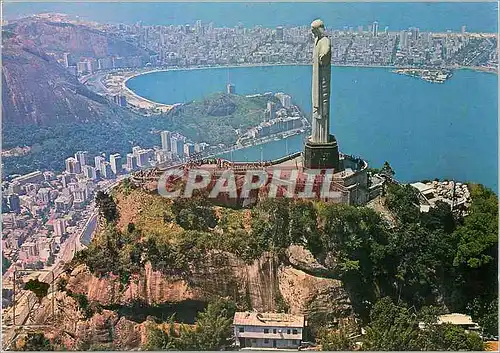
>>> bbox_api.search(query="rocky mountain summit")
[6,15,148,59]
[2,15,147,126]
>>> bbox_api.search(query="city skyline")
[3,2,498,33]
[43,14,497,79]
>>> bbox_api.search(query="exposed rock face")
[2,17,146,126]
[66,263,197,306]
[65,253,281,313]
[25,244,351,350]
[64,247,350,316]
[5,17,148,62]
[286,244,332,276]
[279,266,346,315]
[32,291,147,350]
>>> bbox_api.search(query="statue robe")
[311,35,331,144]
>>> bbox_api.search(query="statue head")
[311,19,325,37]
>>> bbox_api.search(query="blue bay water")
[4,2,498,33]
[127,66,498,192]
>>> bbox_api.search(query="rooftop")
[410,182,434,194]
[437,313,478,326]
[233,312,305,328]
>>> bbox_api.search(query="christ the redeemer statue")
[310,19,331,144]
[303,19,340,171]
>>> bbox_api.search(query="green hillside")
[164,92,280,146]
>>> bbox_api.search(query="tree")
[144,299,236,351]
[191,298,237,350]
[144,316,182,351]
[386,224,456,307]
[380,161,395,179]
[69,292,96,319]
[95,191,118,223]
[467,297,498,337]
[429,324,484,351]
[420,200,456,233]
[20,332,53,351]
[364,298,485,351]
[385,184,420,224]
[2,254,11,274]
[127,222,136,234]
[417,314,484,351]
[144,236,190,277]
[171,192,218,231]
[223,228,262,263]
[251,198,291,251]
[453,184,497,269]
[363,297,420,350]
[318,325,357,351]
[24,279,50,303]
[317,204,390,319]
[289,200,322,255]
[451,184,498,330]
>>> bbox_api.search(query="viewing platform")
[130,150,382,206]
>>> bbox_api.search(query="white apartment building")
[233,312,306,349]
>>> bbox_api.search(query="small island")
[393,68,453,83]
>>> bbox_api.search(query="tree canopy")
[144,298,236,351]
[363,297,484,351]
[24,279,50,302]
[95,191,118,223]
[19,332,53,351]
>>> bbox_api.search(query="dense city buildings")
[109,153,122,175]
[1,128,195,276]
[60,19,497,81]
[161,130,172,151]
[75,151,89,167]
[65,157,81,175]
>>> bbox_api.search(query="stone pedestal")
[303,134,341,171]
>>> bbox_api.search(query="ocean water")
[127,66,498,191]
[4,2,498,33]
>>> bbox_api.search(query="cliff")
[26,252,349,350]
[4,15,148,63]
[2,16,147,126]
[62,252,349,317]
[18,186,354,350]
[2,38,110,125]
[29,291,148,350]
